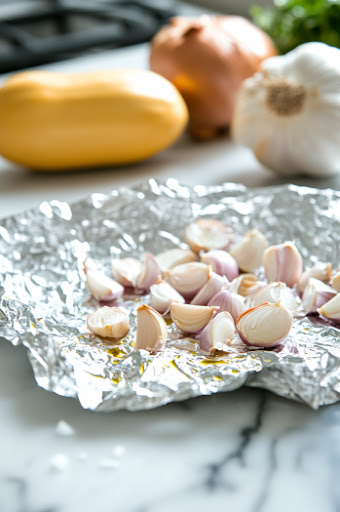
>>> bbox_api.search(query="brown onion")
[150,15,277,139]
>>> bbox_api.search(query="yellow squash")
[0,69,188,171]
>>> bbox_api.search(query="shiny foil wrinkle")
[0,180,340,411]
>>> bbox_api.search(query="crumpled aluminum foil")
[1,179,340,411]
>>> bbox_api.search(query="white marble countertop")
[1,10,340,512]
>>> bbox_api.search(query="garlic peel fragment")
[170,303,215,333]
[184,219,233,253]
[134,304,168,352]
[87,306,129,339]
[230,229,268,272]
[198,312,235,354]
[236,302,293,348]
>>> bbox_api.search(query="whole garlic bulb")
[231,42,340,176]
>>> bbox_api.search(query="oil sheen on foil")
[0,180,340,411]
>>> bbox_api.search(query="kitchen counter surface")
[1,17,340,512]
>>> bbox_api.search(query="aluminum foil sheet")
[1,179,340,411]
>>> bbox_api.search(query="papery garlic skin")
[208,289,246,322]
[184,219,233,253]
[134,304,168,352]
[198,312,235,353]
[87,306,129,339]
[155,248,197,273]
[302,278,337,314]
[84,262,124,302]
[200,249,238,280]
[150,280,185,314]
[229,273,265,297]
[251,282,299,311]
[170,303,215,333]
[230,229,268,272]
[236,302,293,348]
[165,261,211,299]
[332,271,340,293]
[111,257,142,287]
[298,263,332,294]
[317,293,340,324]
[263,241,302,288]
[232,42,340,177]
[136,253,160,291]
[190,272,226,305]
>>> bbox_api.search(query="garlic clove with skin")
[332,271,340,293]
[298,263,332,293]
[208,289,246,322]
[198,312,235,354]
[230,229,268,272]
[149,279,185,314]
[165,262,211,299]
[84,262,124,302]
[184,219,233,253]
[111,257,142,288]
[229,273,265,297]
[317,293,340,325]
[236,302,293,348]
[250,282,299,311]
[263,241,303,288]
[87,306,129,339]
[155,248,197,274]
[190,272,226,306]
[302,278,337,314]
[170,303,215,333]
[136,253,160,291]
[200,249,239,280]
[134,304,168,352]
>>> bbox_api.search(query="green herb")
[251,0,340,54]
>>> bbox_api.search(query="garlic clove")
[208,289,246,322]
[229,273,265,297]
[136,253,161,291]
[184,219,233,253]
[170,303,215,333]
[236,302,293,348]
[165,261,211,299]
[155,248,197,273]
[230,229,268,272]
[332,271,340,293]
[150,280,185,314]
[317,293,340,324]
[250,282,299,311]
[298,263,332,293]
[134,304,168,352]
[302,278,337,314]
[263,241,303,288]
[200,249,238,280]
[87,306,129,339]
[84,262,124,302]
[198,312,235,353]
[190,272,226,305]
[111,257,142,288]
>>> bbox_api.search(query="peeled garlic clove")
[184,219,233,253]
[150,280,185,314]
[317,293,340,324]
[87,306,129,339]
[165,262,210,299]
[111,257,142,287]
[200,249,238,280]
[155,248,197,273]
[332,271,340,292]
[229,273,265,297]
[170,303,215,333]
[298,263,332,293]
[263,241,303,288]
[230,229,268,272]
[302,278,337,314]
[134,304,168,352]
[84,263,124,302]
[198,312,235,353]
[251,282,298,311]
[190,273,226,305]
[208,289,246,322]
[136,253,160,291]
[236,302,293,348]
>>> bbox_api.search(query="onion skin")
[150,15,277,139]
